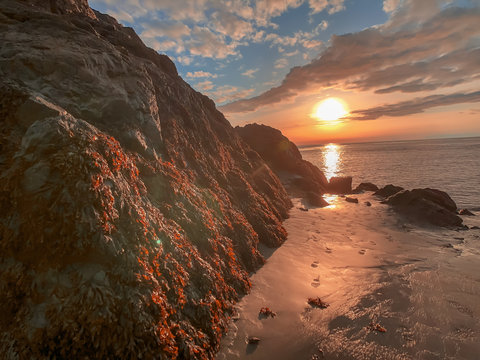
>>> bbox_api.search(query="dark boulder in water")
[327,176,353,194]
[236,123,328,196]
[353,182,379,193]
[384,188,463,227]
[0,0,292,358]
[374,184,404,198]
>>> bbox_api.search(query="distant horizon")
[297,134,480,148]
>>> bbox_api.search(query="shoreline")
[217,193,480,360]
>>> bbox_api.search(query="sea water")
[300,136,480,209]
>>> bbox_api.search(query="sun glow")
[312,98,349,125]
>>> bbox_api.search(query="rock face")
[327,176,353,194]
[385,188,463,227]
[0,1,292,359]
[236,123,328,197]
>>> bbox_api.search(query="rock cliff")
[236,124,328,198]
[0,1,292,358]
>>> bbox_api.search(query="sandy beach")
[217,193,480,360]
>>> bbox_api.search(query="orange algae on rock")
[0,0,292,358]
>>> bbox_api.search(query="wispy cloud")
[186,71,218,78]
[195,80,215,91]
[242,68,259,78]
[274,58,289,69]
[349,91,480,120]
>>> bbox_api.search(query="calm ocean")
[300,136,480,210]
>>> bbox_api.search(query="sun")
[312,97,349,125]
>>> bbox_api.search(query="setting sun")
[312,98,349,125]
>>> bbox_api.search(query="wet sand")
[217,193,480,360]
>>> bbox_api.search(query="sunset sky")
[89,0,480,144]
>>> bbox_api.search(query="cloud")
[91,0,345,62]
[186,71,218,78]
[210,10,254,40]
[195,80,215,91]
[301,39,323,48]
[317,20,329,31]
[349,91,480,120]
[143,38,184,53]
[242,68,259,78]
[141,0,209,22]
[309,0,346,14]
[140,20,191,39]
[187,27,239,59]
[265,33,299,47]
[175,55,193,65]
[221,5,480,113]
[274,58,289,68]
[253,0,304,27]
[205,85,255,104]
[383,0,402,13]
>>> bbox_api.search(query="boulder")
[353,182,378,193]
[385,188,462,227]
[327,176,352,194]
[236,124,328,195]
[374,184,404,198]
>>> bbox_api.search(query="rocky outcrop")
[236,123,328,202]
[374,184,404,198]
[0,1,292,359]
[353,182,378,193]
[327,176,352,194]
[384,188,463,227]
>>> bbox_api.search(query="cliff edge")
[0,1,292,358]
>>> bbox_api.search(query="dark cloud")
[221,6,480,114]
[348,91,480,121]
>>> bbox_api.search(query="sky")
[89,0,480,144]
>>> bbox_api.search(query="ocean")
[300,136,480,210]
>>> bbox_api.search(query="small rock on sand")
[365,201,372,206]
[459,209,475,216]
[345,197,359,204]
[248,337,261,344]
[259,307,276,318]
[308,297,329,309]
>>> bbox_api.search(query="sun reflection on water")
[323,143,340,181]
[322,144,341,208]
